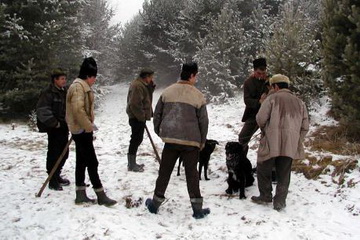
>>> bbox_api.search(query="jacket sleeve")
[36,91,58,129]
[243,79,261,109]
[128,84,146,122]
[256,97,272,129]
[153,96,164,136]
[197,103,209,145]
[70,84,93,132]
[300,102,310,141]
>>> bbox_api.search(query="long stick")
[145,124,161,163]
[35,136,73,197]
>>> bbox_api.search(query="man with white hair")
[251,74,309,211]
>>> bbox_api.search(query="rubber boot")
[145,195,165,214]
[94,187,117,206]
[75,186,96,205]
[191,198,210,219]
[48,176,63,191]
[127,154,144,172]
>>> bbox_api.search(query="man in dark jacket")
[238,58,269,155]
[126,68,155,172]
[36,68,70,191]
[145,62,210,219]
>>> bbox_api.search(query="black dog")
[177,139,219,180]
[225,142,254,199]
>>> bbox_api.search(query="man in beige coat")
[66,57,116,206]
[251,74,309,211]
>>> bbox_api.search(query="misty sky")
[108,0,145,25]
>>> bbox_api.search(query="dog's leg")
[204,162,210,180]
[239,172,246,199]
[225,172,234,194]
[198,162,203,180]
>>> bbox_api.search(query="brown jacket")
[153,81,208,148]
[256,89,309,162]
[66,78,94,134]
[126,78,155,122]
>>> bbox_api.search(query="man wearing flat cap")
[126,68,156,172]
[36,68,70,191]
[251,74,309,211]
[238,57,269,157]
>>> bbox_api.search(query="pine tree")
[0,0,84,117]
[322,0,360,140]
[195,3,246,100]
[265,0,323,108]
[80,0,120,84]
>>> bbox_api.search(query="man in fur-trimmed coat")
[251,74,309,211]
[145,62,210,219]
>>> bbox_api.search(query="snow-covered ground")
[0,83,359,240]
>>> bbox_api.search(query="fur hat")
[79,57,97,79]
[139,68,154,78]
[269,74,290,85]
[253,58,267,69]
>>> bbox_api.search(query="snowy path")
[0,84,359,240]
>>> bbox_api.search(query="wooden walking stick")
[35,136,73,197]
[145,124,161,163]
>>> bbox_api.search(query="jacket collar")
[73,78,91,92]
[50,83,66,93]
[177,80,193,85]
[276,88,293,94]
[136,77,149,86]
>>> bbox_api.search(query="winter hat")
[253,58,267,69]
[139,68,155,78]
[51,68,66,81]
[78,57,97,79]
[269,74,290,85]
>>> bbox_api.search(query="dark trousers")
[257,156,293,204]
[154,143,202,199]
[47,128,69,179]
[72,132,102,189]
[238,118,259,152]
[128,118,146,155]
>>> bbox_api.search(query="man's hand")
[259,93,267,104]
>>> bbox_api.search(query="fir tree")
[322,0,360,140]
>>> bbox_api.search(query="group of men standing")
[36,56,308,218]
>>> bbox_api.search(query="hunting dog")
[177,139,219,180]
[225,142,254,199]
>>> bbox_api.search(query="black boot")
[191,198,210,219]
[127,154,144,172]
[57,175,70,186]
[48,177,63,191]
[94,188,117,206]
[145,195,165,214]
[75,186,96,204]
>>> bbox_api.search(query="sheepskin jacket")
[66,78,94,134]
[153,80,208,148]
